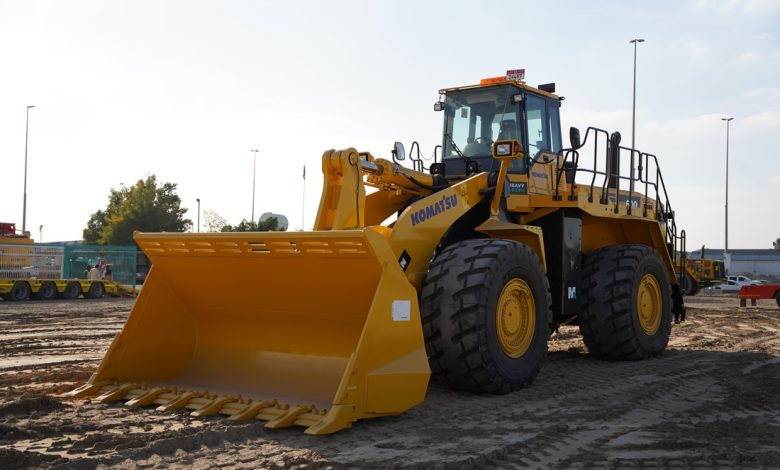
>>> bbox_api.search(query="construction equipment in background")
[70,71,686,435]
[677,249,725,295]
[0,222,134,300]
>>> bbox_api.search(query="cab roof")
[438,79,560,101]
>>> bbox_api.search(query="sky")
[0,0,778,249]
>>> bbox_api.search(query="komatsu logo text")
[411,194,458,226]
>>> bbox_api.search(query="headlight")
[496,143,512,156]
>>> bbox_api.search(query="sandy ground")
[1,295,779,469]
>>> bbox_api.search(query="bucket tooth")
[124,387,147,400]
[293,410,327,428]
[125,387,168,407]
[191,396,237,417]
[256,405,286,422]
[228,400,275,421]
[304,404,356,435]
[67,381,107,398]
[156,391,200,412]
[152,392,179,406]
[97,383,137,402]
[217,401,248,416]
[264,405,311,429]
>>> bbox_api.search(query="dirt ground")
[1,295,779,469]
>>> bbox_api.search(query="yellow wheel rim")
[637,274,662,335]
[496,279,536,358]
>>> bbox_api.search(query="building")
[689,248,780,278]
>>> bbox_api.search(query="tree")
[221,216,285,233]
[83,209,107,243]
[82,175,191,245]
[774,237,780,250]
[202,209,228,233]
[257,216,281,231]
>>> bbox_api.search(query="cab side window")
[525,95,549,157]
[547,101,562,152]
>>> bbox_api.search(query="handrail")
[408,141,424,172]
[547,126,680,267]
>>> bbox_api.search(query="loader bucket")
[69,228,430,434]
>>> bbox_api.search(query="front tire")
[578,244,672,360]
[421,239,551,394]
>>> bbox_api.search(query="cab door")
[524,94,562,157]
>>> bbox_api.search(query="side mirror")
[433,101,444,112]
[392,141,406,161]
[569,127,582,149]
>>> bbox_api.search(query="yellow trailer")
[0,279,122,301]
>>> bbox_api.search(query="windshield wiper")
[444,133,467,159]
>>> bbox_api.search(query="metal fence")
[0,243,138,286]
[60,245,138,286]
[0,244,64,280]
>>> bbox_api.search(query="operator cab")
[438,82,562,179]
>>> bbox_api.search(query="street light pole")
[721,117,734,265]
[39,225,43,243]
[23,105,35,233]
[196,198,201,232]
[250,149,259,223]
[629,39,645,152]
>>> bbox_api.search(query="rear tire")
[578,244,672,360]
[775,292,780,309]
[60,281,81,299]
[421,239,551,394]
[682,273,700,296]
[86,282,105,299]
[9,281,32,301]
[33,281,58,300]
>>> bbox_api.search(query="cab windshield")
[443,86,521,160]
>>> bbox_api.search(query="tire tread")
[421,239,551,394]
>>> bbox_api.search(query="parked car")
[726,275,763,286]
[707,280,742,293]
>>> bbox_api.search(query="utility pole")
[250,149,259,223]
[721,117,734,271]
[23,105,35,233]
[196,198,201,232]
[629,38,645,152]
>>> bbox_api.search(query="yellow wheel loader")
[676,253,725,295]
[70,74,686,434]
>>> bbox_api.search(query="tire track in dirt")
[1,296,779,468]
[463,353,724,467]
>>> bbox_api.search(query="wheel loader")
[70,73,686,435]
[677,254,725,295]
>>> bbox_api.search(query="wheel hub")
[637,274,662,335]
[496,279,536,358]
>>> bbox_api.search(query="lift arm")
[314,148,440,231]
